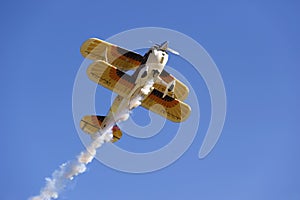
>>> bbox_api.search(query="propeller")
[149,40,180,55]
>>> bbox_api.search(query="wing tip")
[172,102,191,123]
[80,38,108,59]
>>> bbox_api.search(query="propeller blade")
[148,40,180,55]
[167,47,180,55]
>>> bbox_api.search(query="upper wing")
[154,70,189,101]
[81,38,143,71]
[87,60,135,97]
[141,89,191,123]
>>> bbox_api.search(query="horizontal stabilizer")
[80,115,122,142]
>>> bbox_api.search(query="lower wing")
[87,61,191,122]
[141,89,191,123]
[154,70,189,101]
[86,60,135,97]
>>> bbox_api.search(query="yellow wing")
[87,60,135,97]
[153,70,189,101]
[81,38,189,100]
[81,38,143,71]
[141,89,191,122]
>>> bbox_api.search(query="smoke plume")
[30,79,153,200]
[29,132,112,200]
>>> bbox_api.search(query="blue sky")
[0,0,299,199]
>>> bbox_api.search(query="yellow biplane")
[79,38,191,142]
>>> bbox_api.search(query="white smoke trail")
[30,79,154,200]
[29,132,113,200]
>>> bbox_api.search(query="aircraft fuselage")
[99,44,169,133]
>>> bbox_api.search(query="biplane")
[79,38,191,142]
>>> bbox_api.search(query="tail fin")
[80,115,122,143]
